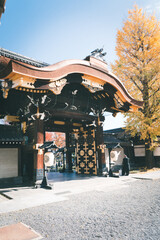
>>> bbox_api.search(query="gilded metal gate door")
[76,128,97,175]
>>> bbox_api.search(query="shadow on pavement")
[47,171,97,183]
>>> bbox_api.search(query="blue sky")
[0,0,159,129]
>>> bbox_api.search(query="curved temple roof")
[0,53,143,113]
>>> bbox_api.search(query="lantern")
[44,152,54,167]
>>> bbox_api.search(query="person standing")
[122,154,130,176]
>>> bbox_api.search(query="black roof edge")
[103,127,125,134]
[0,48,49,67]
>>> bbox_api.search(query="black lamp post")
[39,141,58,189]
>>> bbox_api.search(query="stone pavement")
[0,170,160,214]
[131,170,160,180]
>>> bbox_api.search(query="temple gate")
[0,48,143,185]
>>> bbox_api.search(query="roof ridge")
[0,48,49,67]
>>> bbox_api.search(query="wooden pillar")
[96,118,105,175]
[33,119,44,184]
[65,132,72,172]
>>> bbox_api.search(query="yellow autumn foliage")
[111,5,160,150]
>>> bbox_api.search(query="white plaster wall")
[153,147,160,156]
[134,145,145,157]
[0,148,18,178]
[134,145,160,157]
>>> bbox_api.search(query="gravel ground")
[0,179,160,240]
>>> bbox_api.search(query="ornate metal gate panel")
[76,128,97,175]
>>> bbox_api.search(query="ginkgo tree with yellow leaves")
[111,5,160,168]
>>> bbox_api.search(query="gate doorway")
[44,125,98,176]
[45,131,66,172]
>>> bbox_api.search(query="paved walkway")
[0,171,160,214]
[131,170,160,180]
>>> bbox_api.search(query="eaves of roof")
[0,124,23,143]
